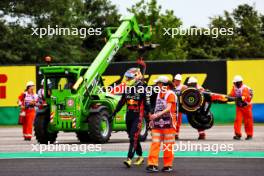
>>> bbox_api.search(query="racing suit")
[113,80,151,159]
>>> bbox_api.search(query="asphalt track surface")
[0,126,263,176]
[0,158,263,176]
[1,126,264,152]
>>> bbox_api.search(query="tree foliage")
[194,4,264,59]
[0,0,120,64]
[127,0,186,60]
[0,1,263,64]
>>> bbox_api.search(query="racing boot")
[123,158,132,168]
[133,156,144,166]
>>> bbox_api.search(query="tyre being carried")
[187,111,214,130]
[178,87,235,130]
[179,88,205,113]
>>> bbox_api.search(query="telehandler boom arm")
[73,15,151,97]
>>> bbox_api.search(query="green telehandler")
[34,15,153,144]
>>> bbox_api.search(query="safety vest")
[153,90,176,129]
[19,92,38,109]
[233,84,253,106]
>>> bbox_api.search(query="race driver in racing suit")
[111,63,151,168]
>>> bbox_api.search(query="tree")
[126,0,187,60]
[186,4,264,60]
[208,4,264,59]
[0,0,121,64]
[82,0,121,61]
[0,2,263,64]
[232,4,264,58]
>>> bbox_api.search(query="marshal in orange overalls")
[229,84,253,138]
[18,90,38,140]
[148,89,177,168]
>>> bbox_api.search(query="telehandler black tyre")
[88,109,112,143]
[76,131,92,143]
[34,110,58,144]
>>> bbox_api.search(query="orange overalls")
[18,92,39,140]
[148,90,177,167]
[229,85,253,137]
[174,84,187,136]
